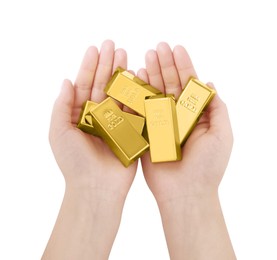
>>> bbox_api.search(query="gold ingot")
[77,101,98,135]
[90,97,149,167]
[176,78,216,145]
[145,94,181,163]
[124,112,145,135]
[77,100,145,135]
[104,67,161,116]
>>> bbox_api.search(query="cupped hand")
[49,40,137,201]
[138,42,233,203]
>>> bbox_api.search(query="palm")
[139,43,232,201]
[141,123,212,200]
[50,40,137,198]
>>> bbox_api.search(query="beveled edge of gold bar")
[123,112,145,135]
[187,77,217,97]
[122,142,149,167]
[77,101,98,135]
[145,93,175,100]
[103,67,122,93]
[132,76,161,94]
[120,67,161,94]
[104,66,161,95]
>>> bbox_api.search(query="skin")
[42,40,137,260]
[138,42,236,259]
[42,40,236,260]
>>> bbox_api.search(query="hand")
[138,42,233,203]
[138,42,236,259]
[43,40,137,259]
[49,40,137,200]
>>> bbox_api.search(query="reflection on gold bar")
[145,94,181,163]
[90,97,149,167]
[77,101,98,135]
[124,112,145,135]
[78,100,145,135]
[104,67,161,116]
[176,78,216,145]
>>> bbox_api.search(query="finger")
[137,68,149,83]
[145,49,165,93]
[173,45,197,89]
[205,83,232,139]
[50,79,74,143]
[113,49,127,110]
[209,94,233,148]
[74,46,99,108]
[197,82,218,125]
[112,48,127,72]
[156,42,182,98]
[91,40,115,102]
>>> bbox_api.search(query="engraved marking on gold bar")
[78,100,145,135]
[104,67,161,116]
[145,94,181,163]
[90,97,149,167]
[176,78,216,145]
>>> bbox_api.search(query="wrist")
[63,185,126,234]
[157,191,220,220]
[42,186,125,260]
[157,192,235,260]
[65,184,127,206]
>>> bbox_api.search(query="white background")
[0,0,276,259]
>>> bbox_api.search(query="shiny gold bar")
[124,112,145,135]
[145,94,181,163]
[77,101,98,135]
[77,100,145,135]
[104,67,161,116]
[176,78,216,145]
[90,97,149,167]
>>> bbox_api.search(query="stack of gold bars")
[77,67,216,167]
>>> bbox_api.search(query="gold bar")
[77,101,98,135]
[176,78,216,145]
[90,97,149,167]
[124,112,145,135]
[104,67,161,116]
[78,100,145,135]
[145,94,181,163]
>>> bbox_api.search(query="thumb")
[206,83,233,142]
[49,79,75,142]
